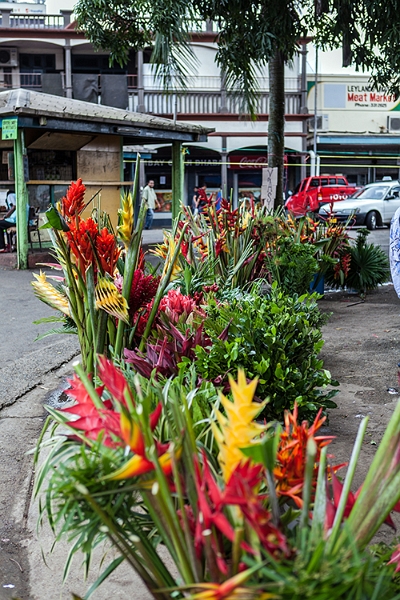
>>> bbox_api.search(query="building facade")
[0,3,310,219]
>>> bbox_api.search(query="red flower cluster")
[158,288,205,324]
[185,455,289,576]
[62,357,176,480]
[61,178,86,219]
[67,218,121,278]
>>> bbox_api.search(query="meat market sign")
[347,85,397,109]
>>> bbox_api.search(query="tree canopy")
[75,0,400,110]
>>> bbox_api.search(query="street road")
[348,225,390,256]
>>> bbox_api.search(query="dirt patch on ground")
[319,283,400,542]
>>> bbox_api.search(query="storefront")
[0,88,210,268]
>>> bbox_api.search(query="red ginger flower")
[388,545,400,573]
[96,227,121,276]
[66,217,99,275]
[159,288,204,324]
[61,179,86,219]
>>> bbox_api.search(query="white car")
[319,180,400,230]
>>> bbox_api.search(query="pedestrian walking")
[142,179,160,230]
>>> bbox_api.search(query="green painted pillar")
[171,141,184,220]
[14,129,28,269]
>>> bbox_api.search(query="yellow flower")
[152,231,181,279]
[31,270,70,316]
[117,194,134,248]
[95,278,129,323]
[212,370,268,482]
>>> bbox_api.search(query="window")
[20,53,56,73]
[338,178,346,185]
[329,178,336,185]
[320,178,328,186]
[310,178,319,187]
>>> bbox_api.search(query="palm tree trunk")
[268,46,285,208]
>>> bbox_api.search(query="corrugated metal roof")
[0,88,213,137]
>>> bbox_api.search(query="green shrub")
[195,285,337,421]
[266,238,319,296]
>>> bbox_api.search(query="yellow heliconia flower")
[153,231,181,279]
[117,194,134,248]
[212,369,268,482]
[95,278,129,323]
[31,270,70,316]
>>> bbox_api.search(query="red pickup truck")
[285,175,358,216]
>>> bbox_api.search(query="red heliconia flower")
[275,403,341,507]
[62,372,122,447]
[95,227,121,276]
[61,179,86,219]
[191,453,289,575]
[66,217,99,275]
[97,356,135,406]
[214,237,224,257]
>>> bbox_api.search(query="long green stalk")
[328,416,369,554]
[348,399,400,517]
[114,155,144,356]
[74,484,170,600]
[309,446,327,547]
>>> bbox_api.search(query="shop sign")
[146,159,220,168]
[1,118,18,140]
[229,154,268,169]
[347,85,397,109]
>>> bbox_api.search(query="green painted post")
[171,141,184,220]
[14,129,28,269]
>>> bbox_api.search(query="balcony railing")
[0,72,302,115]
[134,90,302,115]
[0,10,71,29]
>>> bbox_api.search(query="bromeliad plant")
[153,198,271,294]
[35,362,400,599]
[31,158,185,373]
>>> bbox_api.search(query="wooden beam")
[14,129,28,269]
[171,141,184,219]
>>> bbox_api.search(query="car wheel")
[366,211,378,230]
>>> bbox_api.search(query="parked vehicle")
[318,179,400,230]
[285,174,358,216]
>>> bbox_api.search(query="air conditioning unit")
[388,116,400,132]
[308,114,329,132]
[0,48,18,68]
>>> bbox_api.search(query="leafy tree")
[74,0,400,207]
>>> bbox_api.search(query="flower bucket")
[310,273,324,295]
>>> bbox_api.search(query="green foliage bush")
[266,239,319,296]
[195,285,337,421]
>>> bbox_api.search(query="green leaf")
[43,206,70,232]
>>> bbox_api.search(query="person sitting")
[0,204,16,252]
[0,202,30,252]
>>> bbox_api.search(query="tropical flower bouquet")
[35,362,400,599]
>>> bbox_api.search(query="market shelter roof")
[0,89,213,144]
